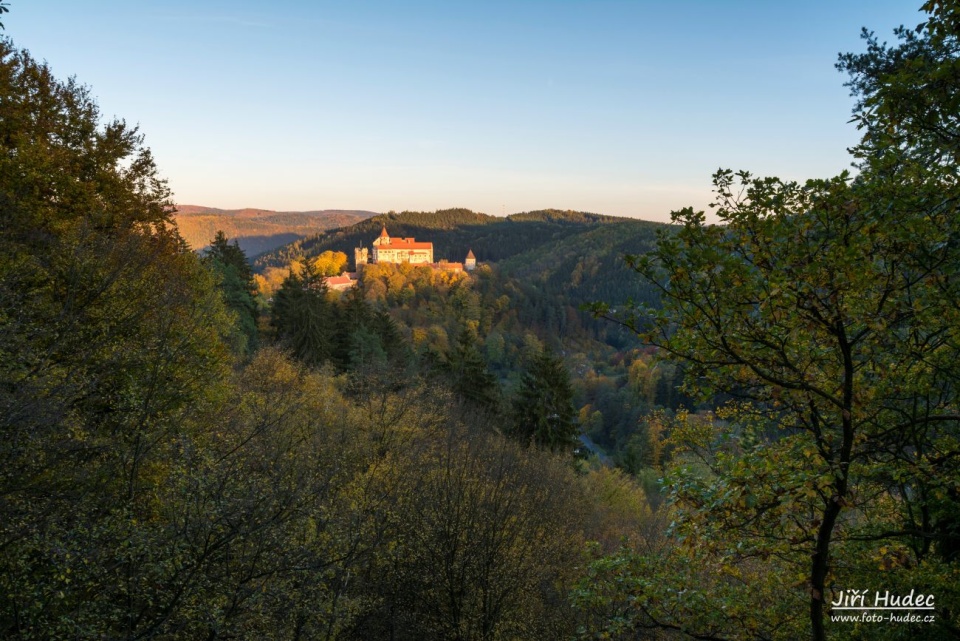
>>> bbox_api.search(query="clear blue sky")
[11,1,922,222]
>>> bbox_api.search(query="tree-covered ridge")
[496,219,665,329]
[253,208,665,354]
[251,204,677,470]
[253,208,496,271]
[252,207,666,272]
[309,252,689,477]
[507,208,625,224]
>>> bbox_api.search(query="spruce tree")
[449,325,501,414]
[204,231,258,355]
[271,261,334,366]
[331,286,373,370]
[510,347,577,451]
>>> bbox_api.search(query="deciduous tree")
[0,38,236,638]
[582,3,960,638]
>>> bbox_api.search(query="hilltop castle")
[355,226,476,272]
[372,226,433,264]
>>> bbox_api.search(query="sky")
[10,1,924,222]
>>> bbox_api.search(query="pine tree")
[204,230,258,354]
[271,261,334,366]
[449,325,501,414]
[331,286,373,370]
[510,348,577,451]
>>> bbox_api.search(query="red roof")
[466,249,476,260]
[326,274,358,290]
[379,226,389,238]
[382,237,432,250]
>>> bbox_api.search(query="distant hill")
[173,206,377,257]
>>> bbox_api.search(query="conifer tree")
[271,261,334,366]
[510,347,577,451]
[372,308,407,364]
[205,230,258,354]
[449,325,501,414]
[332,286,374,370]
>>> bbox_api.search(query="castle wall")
[373,247,433,263]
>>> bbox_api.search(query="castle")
[372,226,433,264]
[355,226,476,272]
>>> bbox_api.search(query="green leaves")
[590,135,960,637]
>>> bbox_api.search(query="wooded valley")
[3,1,960,639]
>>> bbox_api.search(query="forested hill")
[497,219,664,317]
[173,206,376,256]
[252,207,666,274]
[253,208,669,352]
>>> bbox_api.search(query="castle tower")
[354,245,369,270]
[372,225,390,247]
[464,249,476,272]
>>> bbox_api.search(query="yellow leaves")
[664,410,716,455]
[719,564,743,581]
[579,467,652,533]
[872,543,912,572]
[310,250,349,277]
[255,265,293,297]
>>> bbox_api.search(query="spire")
[379,225,389,238]
[466,249,476,260]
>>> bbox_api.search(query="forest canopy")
[3,0,960,639]
[0,35,649,640]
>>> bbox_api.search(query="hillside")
[495,219,665,348]
[255,208,670,353]
[254,207,683,463]
[253,208,663,274]
[173,205,377,256]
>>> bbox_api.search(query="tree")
[510,348,577,452]
[347,423,585,641]
[205,230,259,355]
[0,38,237,638]
[312,250,349,276]
[449,324,501,414]
[271,260,335,366]
[589,167,960,640]
[837,0,960,169]
[349,324,388,370]
[581,3,960,637]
